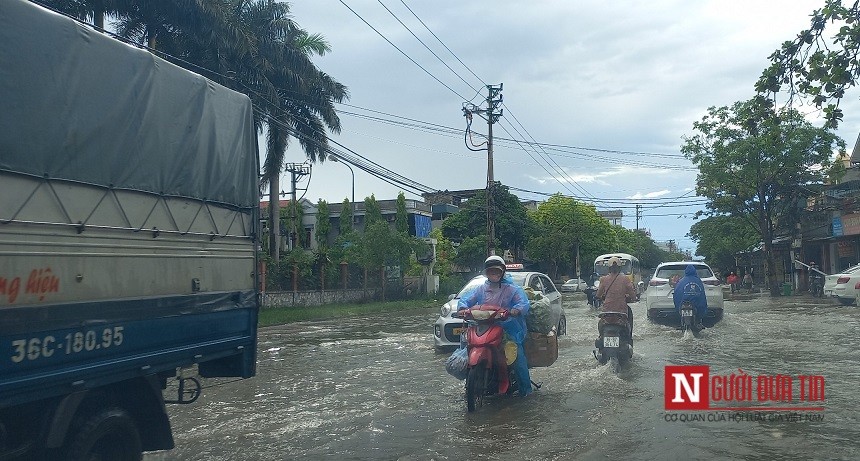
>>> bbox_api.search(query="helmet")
[484,255,506,274]
[608,256,621,267]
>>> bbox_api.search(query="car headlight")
[440,304,453,316]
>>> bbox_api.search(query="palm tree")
[41,0,348,262]
[240,1,347,261]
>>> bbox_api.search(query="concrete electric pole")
[462,84,503,257]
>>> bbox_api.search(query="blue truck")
[0,1,260,459]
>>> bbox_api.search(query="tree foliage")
[612,226,669,271]
[756,0,860,129]
[687,215,760,272]
[440,184,530,258]
[682,99,844,293]
[526,194,616,279]
[364,194,383,226]
[395,192,409,235]
[315,199,330,251]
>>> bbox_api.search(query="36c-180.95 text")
[9,326,125,363]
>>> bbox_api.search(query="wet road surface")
[145,293,860,460]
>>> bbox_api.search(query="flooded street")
[145,294,860,460]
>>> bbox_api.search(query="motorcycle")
[455,305,517,412]
[679,300,703,336]
[593,310,632,371]
[584,280,602,308]
[809,274,824,298]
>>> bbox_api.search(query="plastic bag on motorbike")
[445,342,469,380]
[526,297,554,334]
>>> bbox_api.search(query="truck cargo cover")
[0,0,258,208]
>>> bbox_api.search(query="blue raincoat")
[672,265,709,319]
[458,274,532,396]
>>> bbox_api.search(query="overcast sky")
[274,0,860,255]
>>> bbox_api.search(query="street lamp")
[329,155,355,223]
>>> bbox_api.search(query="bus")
[594,253,643,294]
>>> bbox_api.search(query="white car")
[561,278,585,292]
[644,261,724,327]
[433,271,566,348]
[823,264,860,305]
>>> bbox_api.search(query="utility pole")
[635,204,642,231]
[462,84,503,257]
[284,163,311,251]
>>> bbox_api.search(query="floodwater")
[145,293,860,460]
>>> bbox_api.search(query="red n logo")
[664,365,710,410]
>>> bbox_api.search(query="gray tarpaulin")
[0,0,258,208]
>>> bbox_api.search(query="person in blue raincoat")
[458,255,533,397]
[672,264,708,328]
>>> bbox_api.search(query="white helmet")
[484,255,506,274]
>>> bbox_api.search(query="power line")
[335,0,469,101]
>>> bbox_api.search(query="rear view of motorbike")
[679,301,703,337]
[593,312,632,372]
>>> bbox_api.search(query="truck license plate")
[603,336,619,348]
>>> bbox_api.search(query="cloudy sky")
[275,0,860,254]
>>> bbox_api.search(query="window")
[529,276,544,293]
[540,276,557,294]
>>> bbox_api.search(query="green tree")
[688,215,760,272]
[364,194,383,226]
[314,199,332,289]
[395,192,409,235]
[452,235,489,273]
[348,220,412,301]
[441,183,530,258]
[315,199,331,250]
[526,194,615,279]
[338,197,354,236]
[612,226,667,271]
[280,199,306,249]
[681,99,844,294]
[756,0,860,130]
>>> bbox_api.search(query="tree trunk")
[380,267,386,302]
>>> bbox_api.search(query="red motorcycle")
[455,305,516,412]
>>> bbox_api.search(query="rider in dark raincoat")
[672,264,708,328]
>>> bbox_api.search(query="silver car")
[433,271,566,349]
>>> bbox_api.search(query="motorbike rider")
[457,255,533,397]
[672,264,708,329]
[585,272,600,306]
[595,257,637,341]
[809,262,823,294]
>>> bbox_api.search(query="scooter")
[679,301,703,336]
[455,305,517,412]
[593,311,632,372]
[809,274,824,298]
[584,281,602,308]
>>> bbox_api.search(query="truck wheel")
[66,407,142,461]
